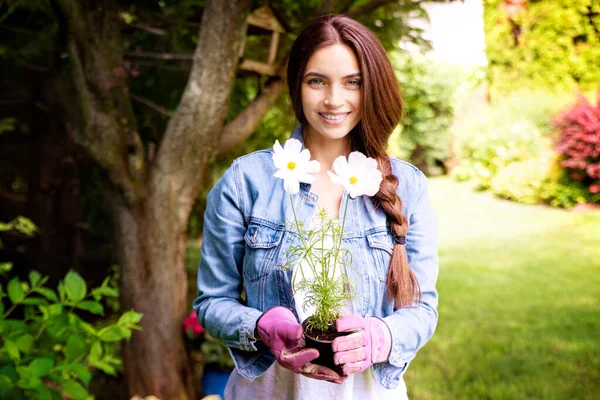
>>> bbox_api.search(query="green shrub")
[484,0,600,98]
[0,219,142,400]
[454,119,548,189]
[389,54,457,176]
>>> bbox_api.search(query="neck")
[302,129,352,171]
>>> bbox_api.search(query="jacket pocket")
[243,220,284,282]
[366,232,393,283]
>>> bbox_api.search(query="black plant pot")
[302,317,351,376]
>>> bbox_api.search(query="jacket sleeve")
[192,161,263,351]
[383,168,439,368]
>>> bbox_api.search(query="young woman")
[194,14,438,399]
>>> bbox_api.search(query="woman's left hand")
[332,314,392,375]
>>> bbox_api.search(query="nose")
[324,86,343,108]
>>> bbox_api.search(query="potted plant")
[272,139,383,373]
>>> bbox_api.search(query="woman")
[193,14,438,399]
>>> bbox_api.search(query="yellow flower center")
[349,176,358,185]
[287,161,296,170]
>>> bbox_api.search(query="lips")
[318,112,350,123]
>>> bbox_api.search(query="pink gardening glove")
[256,307,346,384]
[332,314,392,375]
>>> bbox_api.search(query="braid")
[373,155,421,308]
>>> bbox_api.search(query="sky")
[415,0,488,66]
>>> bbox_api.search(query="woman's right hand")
[256,307,346,384]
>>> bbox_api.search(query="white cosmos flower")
[272,138,321,194]
[327,152,383,198]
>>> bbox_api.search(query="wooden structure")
[239,4,289,76]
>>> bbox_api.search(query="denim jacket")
[193,125,439,389]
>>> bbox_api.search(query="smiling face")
[301,43,362,144]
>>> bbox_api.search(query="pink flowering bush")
[553,90,600,199]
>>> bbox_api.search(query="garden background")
[0,0,598,399]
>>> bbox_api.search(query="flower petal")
[284,177,300,194]
[284,138,303,154]
[327,171,345,185]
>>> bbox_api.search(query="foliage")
[451,89,578,187]
[388,54,457,176]
[285,208,353,333]
[553,90,600,196]
[453,119,548,189]
[0,266,142,400]
[0,217,142,400]
[484,0,600,98]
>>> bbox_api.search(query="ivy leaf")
[64,271,86,303]
[75,301,104,316]
[7,278,24,304]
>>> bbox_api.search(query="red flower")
[183,311,205,336]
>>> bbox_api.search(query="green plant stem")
[289,194,318,276]
[332,194,350,280]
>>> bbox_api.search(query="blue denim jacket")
[193,125,438,389]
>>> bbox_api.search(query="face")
[301,43,362,143]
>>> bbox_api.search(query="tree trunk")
[112,191,193,399]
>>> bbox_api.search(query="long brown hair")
[287,15,420,308]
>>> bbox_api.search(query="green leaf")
[16,375,42,390]
[91,360,116,376]
[88,342,102,363]
[28,271,42,287]
[98,326,130,342]
[64,335,87,362]
[47,304,63,317]
[60,380,89,400]
[62,364,91,386]
[64,271,86,303]
[0,374,14,389]
[75,301,104,316]
[35,288,58,302]
[14,334,34,354]
[28,358,54,377]
[21,298,47,306]
[4,339,20,362]
[7,278,24,304]
[91,287,118,298]
[77,320,97,335]
[117,310,143,325]
[0,262,12,272]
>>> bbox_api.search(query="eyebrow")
[303,72,361,79]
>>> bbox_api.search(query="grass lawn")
[405,177,600,400]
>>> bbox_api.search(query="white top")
[223,217,409,399]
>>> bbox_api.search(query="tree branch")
[153,0,252,210]
[52,0,145,204]
[130,94,174,117]
[217,77,286,157]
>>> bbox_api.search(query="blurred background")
[0,0,598,399]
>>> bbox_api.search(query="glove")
[331,314,392,375]
[256,307,346,384]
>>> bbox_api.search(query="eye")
[307,78,325,86]
[347,79,361,87]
